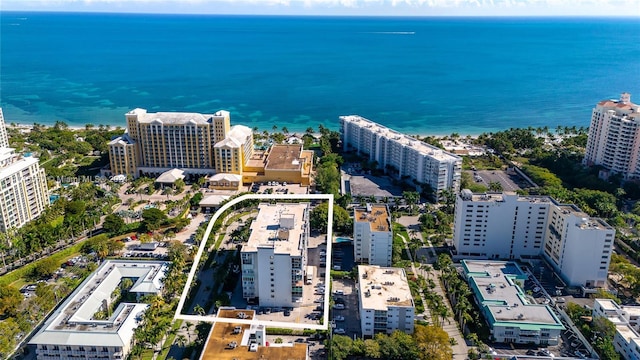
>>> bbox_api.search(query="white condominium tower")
[0,108,9,148]
[583,92,640,179]
[0,109,49,232]
[353,204,392,266]
[357,265,414,337]
[340,115,462,195]
[453,190,615,288]
[241,203,309,308]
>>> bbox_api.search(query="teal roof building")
[462,260,565,345]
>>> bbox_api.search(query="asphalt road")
[475,169,523,191]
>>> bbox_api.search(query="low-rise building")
[462,260,565,345]
[200,309,308,360]
[242,144,314,186]
[353,204,392,266]
[241,203,309,308]
[357,265,414,337]
[30,260,169,360]
[592,299,640,360]
[207,173,242,191]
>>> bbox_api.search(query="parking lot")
[331,242,355,272]
[331,279,361,338]
[251,182,309,195]
[473,169,528,191]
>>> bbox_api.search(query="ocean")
[1,12,639,135]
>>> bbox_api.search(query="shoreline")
[7,123,583,144]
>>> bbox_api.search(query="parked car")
[334,315,345,322]
[333,304,345,310]
[333,328,346,334]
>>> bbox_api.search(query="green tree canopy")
[309,202,352,234]
[142,208,168,231]
[0,284,22,317]
[103,213,125,234]
[414,324,453,360]
[31,257,59,279]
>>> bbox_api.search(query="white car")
[333,304,345,310]
[333,328,346,334]
[334,315,345,322]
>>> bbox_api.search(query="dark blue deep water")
[1,12,639,134]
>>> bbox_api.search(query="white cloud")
[3,0,640,15]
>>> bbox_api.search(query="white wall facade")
[543,204,614,288]
[0,155,49,232]
[340,115,462,194]
[584,93,640,179]
[453,190,615,288]
[354,218,392,267]
[0,108,10,148]
[35,344,125,359]
[241,203,308,308]
[453,191,548,260]
[353,205,392,267]
[593,299,640,360]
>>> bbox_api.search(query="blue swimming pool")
[335,237,353,243]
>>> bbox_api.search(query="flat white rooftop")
[30,260,168,347]
[595,298,621,312]
[616,323,639,342]
[341,115,461,162]
[243,202,308,256]
[358,265,413,311]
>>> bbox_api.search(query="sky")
[1,0,639,16]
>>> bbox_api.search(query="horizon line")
[2,10,639,18]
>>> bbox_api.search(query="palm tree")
[183,322,195,342]
[193,304,205,316]
[175,334,188,348]
[282,126,289,135]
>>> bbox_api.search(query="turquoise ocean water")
[1,12,639,135]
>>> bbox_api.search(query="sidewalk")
[398,216,468,360]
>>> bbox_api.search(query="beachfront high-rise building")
[213,124,254,175]
[357,265,414,337]
[453,190,615,288]
[583,93,640,179]
[109,108,251,178]
[241,203,309,308]
[353,204,392,266]
[0,108,10,149]
[340,115,462,196]
[0,108,49,232]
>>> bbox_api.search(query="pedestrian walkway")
[397,216,468,360]
[399,234,431,323]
